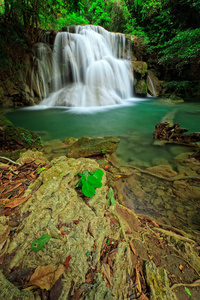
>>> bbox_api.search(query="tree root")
[107,159,200,181]
[152,227,196,244]
[171,279,200,290]
[137,214,199,244]
[0,156,21,165]
[109,207,128,242]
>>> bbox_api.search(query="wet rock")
[0,115,43,150]
[145,261,177,300]
[147,165,178,178]
[147,70,162,97]
[65,136,120,158]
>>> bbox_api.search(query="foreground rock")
[0,151,199,299]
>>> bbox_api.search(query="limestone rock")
[132,61,147,78]
[147,70,162,97]
[147,165,178,178]
[2,155,134,299]
[145,261,177,300]
[65,136,120,158]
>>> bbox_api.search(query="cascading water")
[33,25,134,107]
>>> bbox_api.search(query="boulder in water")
[65,136,120,158]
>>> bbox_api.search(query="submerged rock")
[65,136,120,158]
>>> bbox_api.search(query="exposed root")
[171,279,200,290]
[152,227,196,244]
[0,156,21,165]
[109,207,128,242]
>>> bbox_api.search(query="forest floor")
[0,148,200,299]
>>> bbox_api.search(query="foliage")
[31,234,51,252]
[158,28,200,70]
[107,187,115,206]
[77,169,103,197]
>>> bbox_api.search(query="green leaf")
[184,287,191,296]
[94,169,104,180]
[31,234,51,252]
[107,187,115,206]
[82,181,95,197]
[37,167,46,174]
[88,175,102,188]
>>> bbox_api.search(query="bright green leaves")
[107,187,115,206]
[31,234,51,253]
[37,167,46,174]
[77,169,103,197]
[184,287,191,296]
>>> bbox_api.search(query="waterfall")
[33,25,134,107]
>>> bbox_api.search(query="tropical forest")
[0,1,200,299]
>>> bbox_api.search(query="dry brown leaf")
[138,292,149,300]
[179,264,184,273]
[135,266,142,293]
[5,195,31,208]
[102,263,112,285]
[129,240,136,255]
[85,273,92,283]
[27,264,66,290]
[0,199,10,205]
[88,222,94,238]
[5,183,22,193]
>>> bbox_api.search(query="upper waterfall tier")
[33,25,134,107]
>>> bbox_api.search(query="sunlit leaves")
[77,169,103,197]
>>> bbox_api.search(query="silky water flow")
[32,25,134,107]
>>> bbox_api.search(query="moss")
[135,79,147,95]
[4,126,43,149]
[0,115,14,127]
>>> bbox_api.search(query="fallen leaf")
[138,292,149,300]
[64,255,71,268]
[5,195,31,208]
[26,264,66,290]
[5,183,22,193]
[0,199,10,205]
[179,264,184,273]
[85,273,92,283]
[88,222,94,238]
[102,263,112,285]
[135,266,142,293]
[129,240,136,255]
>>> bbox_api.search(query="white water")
[33,25,134,107]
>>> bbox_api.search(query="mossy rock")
[132,61,148,77]
[135,79,147,96]
[3,126,43,149]
[65,136,120,158]
[0,115,14,127]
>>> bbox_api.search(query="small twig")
[171,279,200,290]
[0,156,21,166]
